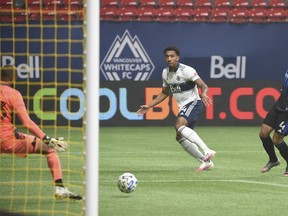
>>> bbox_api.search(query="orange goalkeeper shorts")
[0,134,38,157]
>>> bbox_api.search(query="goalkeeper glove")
[43,135,68,152]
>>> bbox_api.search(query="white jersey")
[162,63,201,109]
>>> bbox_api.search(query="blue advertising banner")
[100,22,288,126]
[100,22,288,82]
[1,22,287,126]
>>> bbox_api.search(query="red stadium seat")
[42,5,57,16]
[248,7,267,22]
[62,0,82,4]
[0,13,12,22]
[192,7,211,21]
[158,0,176,9]
[213,0,231,10]
[13,6,26,14]
[250,0,267,9]
[42,10,57,20]
[194,0,212,9]
[266,8,285,22]
[0,10,27,22]
[117,7,138,20]
[210,8,228,22]
[174,7,194,21]
[43,0,62,9]
[268,0,286,9]
[138,0,157,9]
[175,0,194,9]
[26,0,41,10]
[101,0,120,9]
[284,9,288,21]
[0,5,10,10]
[0,0,12,5]
[61,5,82,10]
[14,13,27,22]
[250,0,268,9]
[29,12,39,20]
[58,14,79,21]
[120,0,139,9]
[0,3,11,10]
[155,7,175,21]
[59,5,83,19]
[0,0,12,9]
[42,5,60,11]
[43,0,61,5]
[100,7,118,20]
[229,7,248,23]
[231,0,250,9]
[62,0,83,9]
[137,6,156,20]
[26,0,41,4]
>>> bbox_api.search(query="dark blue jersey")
[276,70,288,112]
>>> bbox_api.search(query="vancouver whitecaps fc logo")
[100,30,155,81]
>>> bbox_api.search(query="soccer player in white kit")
[137,46,216,171]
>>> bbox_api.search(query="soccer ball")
[117,173,138,193]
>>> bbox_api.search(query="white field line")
[1,179,287,188]
[100,150,263,154]
[100,179,288,188]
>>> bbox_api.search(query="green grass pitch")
[1,126,288,215]
[100,126,288,216]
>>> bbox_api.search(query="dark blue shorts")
[177,100,203,129]
[263,103,288,136]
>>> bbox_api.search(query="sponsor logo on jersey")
[100,30,155,81]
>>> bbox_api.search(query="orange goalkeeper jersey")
[0,82,45,140]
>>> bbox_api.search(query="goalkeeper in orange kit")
[0,65,82,200]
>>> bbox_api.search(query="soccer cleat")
[284,167,288,177]
[197,160,214,171]
[261,160,280,173]
[55,186,83,200]
[203,150,216,162]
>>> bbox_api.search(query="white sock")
[178,138,204,162]
[178,126,210,154]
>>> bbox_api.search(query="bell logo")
[100,30,155,81]
[210,56,246,79]
[1,55,40,79]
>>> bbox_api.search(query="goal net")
[0,0,86,215]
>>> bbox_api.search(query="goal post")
[85,0,99,215]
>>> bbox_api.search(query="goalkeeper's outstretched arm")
[14,90,68,152]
